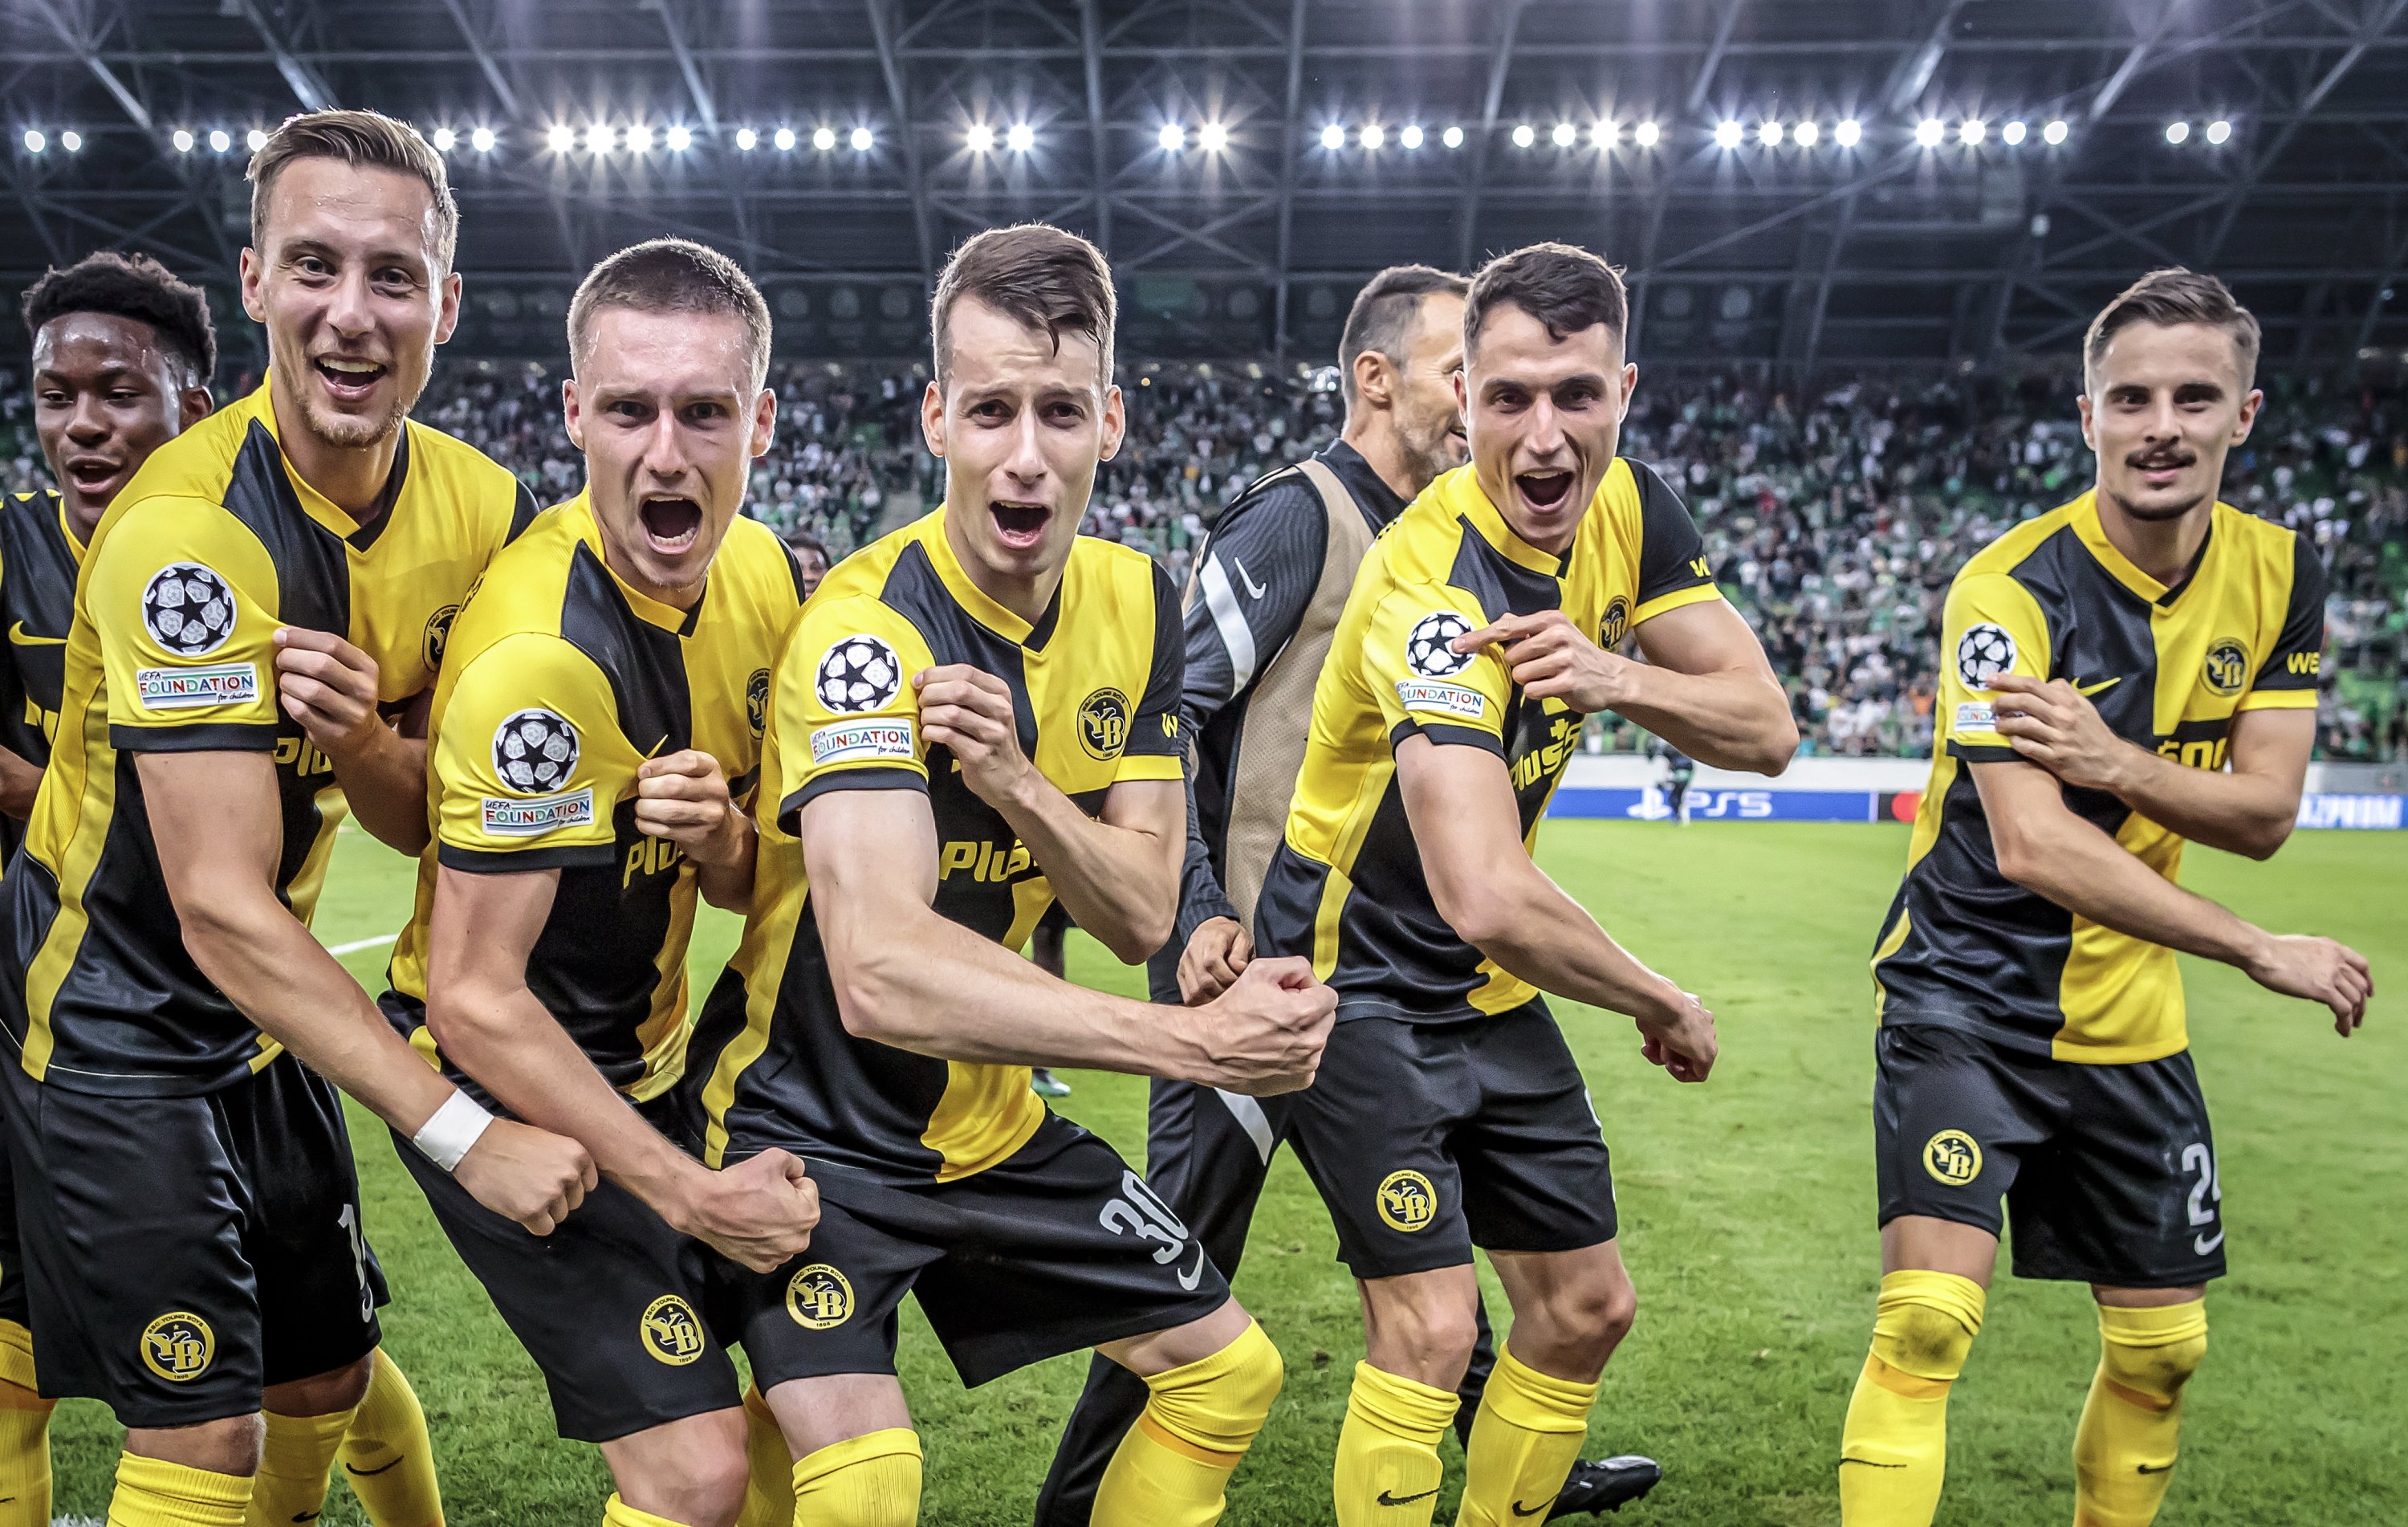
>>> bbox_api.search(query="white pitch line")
[325,932,399,956]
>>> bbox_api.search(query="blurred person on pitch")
[783,529,830,601]
[1845,268,2373,1527]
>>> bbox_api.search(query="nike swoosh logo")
[1838,1458,1905,1469]
[2194,1230,2224,1255]
[344,1457,405,1477]
[2075,676,2122,697]
[1177,1241,1206,1292]
[1232,558,1267,600]
[2138,1463,2176,1474]
[1376,1488,1440,1506]
[1511,1499,1552,1517]
[6,622,63,648]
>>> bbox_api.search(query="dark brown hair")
[1339,264,1470,407]
[2083,267,2260,390]
[931,223,1116,389]
[568,238,772,387]
[248,108,458,269]
[1463,242,1628,358]
[22,250,217,385]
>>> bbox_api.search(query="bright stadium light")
[2165,120,2189,145]
[1552,121,1576,147]
[1319,123,1344,150]
[1152,121,1180,152]
[1442,124,1465,149]
[1792,120,1819,147]
[1914,117,1943,148]
[735,127,757,151]
[1758,120,1783,146]
[1511,124,1536,149]
[585,123,613,153]
[1007,122,1035,153]
[1633,120,1660,148]
[59,131,80,153]
[1591,120,1619,148]
[1199,120,1229,152]
[431,127,456,152]
[209,128,231,153]
[246,127,269,153]
[811,127,833,151]
[2206,119,2231,145]
[1397,124,1423,150]
[2000,120,2027,146]
[1361,124,1385,149]
[627,123,653,152]
[1959,118,1986,145]
[665,124,691,152]
[546,124,574,153]
[965,123,994,153]
[2043,118,2068,145]
[849,126,872,151]
[21,130,43,154]
[1834,117,1862,147]
[173,128,194,153]
[471,126,496,153]
[1714,120,1743,149]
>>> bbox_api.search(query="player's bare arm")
[915,661,1182,962]
[424,862,813,1269]
[137,747,598,1228]
[632,747,757,911]
[799,784,1332,1092]
[1988,673,2308,859]
[271,625,432,854]
[0,744,39,820]
[1395,731,1717,1079]
[1974,758,2371,1032]
[1455,599,1797,776]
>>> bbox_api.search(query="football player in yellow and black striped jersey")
[380,240,819,1527]
[685,225,1332,1526]
[0,112,594,1527]
[1253,244,1796,1527]
[1840,271,2373,1527]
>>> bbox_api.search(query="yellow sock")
[1333,1361,1459,1527]
[1838,1269,1986,1527]
[791,1428,921,1527]
[604,1492,693,1526]
[735,1387,795,1527]
[247,1404,358,1527]
[0,1317,53,1527]
[1453,1344,1599,1527]
[108,1452,254,1527]
[337,1350,444,1527]
[2072,1300,2207,1527]
[1094,1320,1283,1526]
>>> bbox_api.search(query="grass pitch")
[45,821,2407,1525]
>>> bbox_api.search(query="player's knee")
[1378,1300,1480,1379]
[1870,1271,1987,1383]
[264,1354,375,1419]
[2098,1303,2207,1401]
[628,1444,750,1527]
[1516,1275,1635,1374]
[128,1412,266,1477]
[1153,1319,1283,1447]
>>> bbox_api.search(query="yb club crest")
[2203,638,2249,697]
[1376,1170,1437,1233]
[1922,1130,1983,1187]
[1078,687,1130,759]
[140,1311,215,1382]
[640,1294,707,1366]
[1599,596,1632,650]
[786,1264,855,1329]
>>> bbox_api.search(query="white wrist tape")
[410,1090,495,1172]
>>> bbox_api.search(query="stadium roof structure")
[6,0,2408,374]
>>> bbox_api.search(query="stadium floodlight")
[1552,122,1576,147]
[965,123,994,153]
[1792,120,1819,147]
[1361,124,1385,149]
[248,128,270,153]
[1914,118,1943,148]
[850,127,872,152]
[471,126,496,153]
[2000,120,2027,146]
[1591,120,1618,148]
[1442,124,1465,149]
[209,128,231,153]
[432,127,456,153]
[1633,120,1660,148]
[585,123,613,153]
[1318,123,1344,150]
[1834,117,1862,147]
[1007,122,1035,153]
[1397,124,1423,150]
[173,128,194,153]
[1511,124,1536,149]
[1959,119,1986,145]
[2043,118,2068,145]
[547,124,575,153]
[811,127,834,151]
[1758,121,1783,146]
[21,130,42,154]
[1713,120,1743,149]
[2206,119,2231,145]
[2165,120,2189,145]
[665,124,691,152]
[735,127,757,151]
[59,131,80,153]
[627,123,653,152]
[1199,121,1229,152]
[1157,122,1184,152]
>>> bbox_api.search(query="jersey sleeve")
[1183,476,1330,731]
[1117,560,1186,784]
[2239,534,2326,712]
[771,593,939,831]
[1362,582,1511,756]
[90,495,285,752]
[433,633,627,872]
[1936,570,2054,764]
[1629,461,1723,623]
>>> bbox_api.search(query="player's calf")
[1837,1268,1987,1527]
[1455,1246,1631,1527]
[2072,1296,2207,1527]
[1093,1310,1284,1527]
[597,1409,751,1527]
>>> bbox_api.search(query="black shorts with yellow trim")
[393,1097,742,1444]
[1283,1002,1618,1280]
[733,1114,1230,1391]
[1874,1021,2226,1288]
[0,1126,30,1388]
[0,1051,381,1427]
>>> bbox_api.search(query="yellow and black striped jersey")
[1254,458,1721,1024]
[382,493,806,1105]
[1872,492,2325,1063]
[687,507,1183,1183]
[0,386,537,1096]
[0,491,84,862]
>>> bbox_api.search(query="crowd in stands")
[2,359,2401,762]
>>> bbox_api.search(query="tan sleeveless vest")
[1191,458,1377,923]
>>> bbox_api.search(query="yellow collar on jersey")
[1432,460,1633,579]
[554,488,707,635]
[2067,489,2223,609]
[919,503,1047,645]
[234,384,405,544]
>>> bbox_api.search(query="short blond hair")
[248,109,458,269]
[567,238,772,389]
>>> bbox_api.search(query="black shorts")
[1874,1024,2227,1288]
[734,1114,1230,1391]
[1285,1004,1619,1280]
[1,1052,382,1427]
[396,1115,742,1444]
